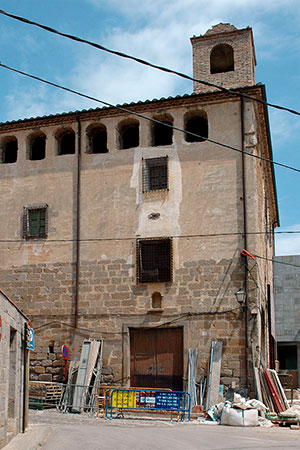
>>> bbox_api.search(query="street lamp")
[235,288,246,310]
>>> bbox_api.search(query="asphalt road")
[4,410,300,450]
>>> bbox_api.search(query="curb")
[4,425,51,450]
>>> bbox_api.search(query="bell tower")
[190,23,256,94]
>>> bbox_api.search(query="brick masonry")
[191,23,256,93]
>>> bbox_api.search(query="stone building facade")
[0,290,30,448]
[0,24,278,393]
[274,255,300,388]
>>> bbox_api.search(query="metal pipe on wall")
[240,93,249,389]
[74,114,81,329]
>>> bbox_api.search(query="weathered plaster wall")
[0,95,274,392]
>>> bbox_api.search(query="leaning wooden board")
[207,340,222,409]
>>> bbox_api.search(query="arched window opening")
[28,133,46,160]
[152,114,173,146]
[1,136,18,164]
[210,44,234,74]
[87,124,108,154]
[184,111,208,142]
[152,292,162,309]
[119,120,139,150]
[57,129,75,155]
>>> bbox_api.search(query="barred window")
[23,205,48,239]
[143,157,168,192]
[137,238,172,283]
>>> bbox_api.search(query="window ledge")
[148,308,164,313]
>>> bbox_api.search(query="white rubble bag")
[221,403,258,427]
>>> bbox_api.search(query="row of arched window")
[0,110,208,164]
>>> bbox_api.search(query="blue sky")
[0,0,299,255]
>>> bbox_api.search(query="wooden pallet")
[29,381,63,408]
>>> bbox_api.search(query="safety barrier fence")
[97,386,172,418]
[105,388,191,421]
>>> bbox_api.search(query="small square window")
[143,157,168,192]
[23,205,48,239]
[137,238,172,283]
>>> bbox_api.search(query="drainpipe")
[22,323,27,433]
[240,93,249,390]
[22,323,29,433]
[74,114,81,329]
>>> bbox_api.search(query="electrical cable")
[0,62,299,173]
[0,230,299,244]
[251,253,300,268]
[0,8,299,117]
[34,307,242,334]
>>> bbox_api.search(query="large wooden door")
[130,328,183,391]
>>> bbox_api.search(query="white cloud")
[3,0,299,122]
[269,109,300,148]
[275,224,300,256]
[73,0,299,109]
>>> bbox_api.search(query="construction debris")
[29,381,63,409]
[206,340,223,410]
[61,339,104,413]
[187,348,199,408]
[207,394,267,427]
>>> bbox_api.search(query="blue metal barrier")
[105,388,191,421]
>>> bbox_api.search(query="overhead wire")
[0,62,299,174]
[0,230,299,244]
[34,307,242,334]
[0,8,299,116]
[251,253,300,268]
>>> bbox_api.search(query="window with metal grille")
[23,205,48,239]
[143,157,168,192]
[137,238,172,283]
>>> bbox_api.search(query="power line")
[0,62,299,174]
[252,254,300,268]
[34,308,241,334]
[0,230,299,244]
[0,8,299,117]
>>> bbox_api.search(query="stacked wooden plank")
[29,381,63,409]
[258,368,289,414]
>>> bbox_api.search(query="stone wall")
[0,291,28,449]
[0,254,247,387]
